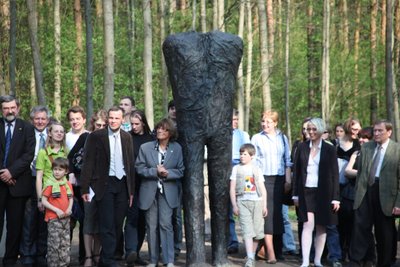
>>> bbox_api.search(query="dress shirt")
[108,127,126,178]
[251,130,292,176]
[374,139,389,178]
[232,128,250,163]
[305,139,322,188]
[3,119,15,137]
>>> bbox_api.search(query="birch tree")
[54,0,61,119]
[143,0,154,128]
[321,0,330,123]
[103,0,114,109]
[27,0,46,105]
[257,0,272,110]
[200,0,206,32]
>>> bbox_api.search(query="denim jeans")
[282,205,296,251]
[326,224,342,261]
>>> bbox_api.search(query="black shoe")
[283,250,299,256]
[227,246,239,254]
[134,257,148,266]
[126,251,137,265]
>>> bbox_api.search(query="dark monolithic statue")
[163,31,243,266]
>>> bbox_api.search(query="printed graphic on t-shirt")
[244,175,257,194]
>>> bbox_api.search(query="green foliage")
[2,0,392,142]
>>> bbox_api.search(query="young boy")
[41,157,74,267]
[230,143,268,267]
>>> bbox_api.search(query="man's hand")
[82,194,91,202]
[392,206,400,216]
[0,169,13,184]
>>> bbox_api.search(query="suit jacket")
[135,140,184,210]
[80,128,135,200]
[0,118,35,197]
[353,139,400,216]
[293,140,340,225]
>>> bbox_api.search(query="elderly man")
[0,95,35,266]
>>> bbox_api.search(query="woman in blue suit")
[135,118,184,267]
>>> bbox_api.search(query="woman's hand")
[157,165,168,178]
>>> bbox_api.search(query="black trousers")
[349,181,395,267]
[96,176,128,266]
[0,183,28,265]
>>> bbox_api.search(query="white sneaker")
[166,264,175,267]
[244,258,255,267]
[146,264,157,267]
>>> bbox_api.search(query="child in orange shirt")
[41,158,73,267]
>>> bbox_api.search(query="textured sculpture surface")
[163,31,243,266]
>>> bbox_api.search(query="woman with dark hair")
[124,110,155,265]
[135,118,184,267]
[293,118,340,267]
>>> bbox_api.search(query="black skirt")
[263,175,284,235]
[304,187,318,213]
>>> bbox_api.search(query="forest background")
[0,0,399,144]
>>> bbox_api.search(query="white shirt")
[374,139,390,178]
[305,139,322,188]
[3,119,15,137]
[108,128,126,177]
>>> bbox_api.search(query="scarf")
[43,175,73,199]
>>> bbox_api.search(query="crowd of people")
[0,92,399,267]
[229,112,400,267]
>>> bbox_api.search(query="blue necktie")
[39,133,46,149]
[3,123,11,167]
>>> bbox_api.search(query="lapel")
[120,131,129,169]
[0,119,4,148]
[100,129,111,164]
[163,142,175,166]
[151,141,160,166]
[380,140,393,171]
[10,119,23,152]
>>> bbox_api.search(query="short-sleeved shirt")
[230,164,264,201]
[36,147,68,184]
[42,180,73,221]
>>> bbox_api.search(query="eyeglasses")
[307,127,317,132]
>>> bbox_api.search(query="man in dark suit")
[0,95,35,266]
[349,120,400,267]
[81,106,135,267]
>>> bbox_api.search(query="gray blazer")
[135,140,184,210]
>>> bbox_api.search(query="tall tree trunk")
[0,0,7,95]
[27,0,46,105]
[244,0,253,132]
[73,0,83,106]
[370,0,378,123]
[103,0,114,109]
[127,0,135,92]
[266,0,274,63]
[30,68,37,106]
[257,0,272,110]
[160,0,169,115]
[217,0,224,31]
[212,0,218,30]
[84,0,94,120]
[237,0,245,129]
[394,0,400,69]
[307,0,318,114]
[9,0,15,95]
[169,0,176,33]
[84,0,93,118]
[385,0,399,139]
[285,0,291,144]
[341,0,349,52]
[200,0,206,32]
[321,0,330,123]
[192,0,196,30]
[54,0,61,119]
[382,0,387,46]
[277,0,283,60]
[353,0,361,115]
[143,0,154,128]
[96,0,103,17]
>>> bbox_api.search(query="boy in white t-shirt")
[230,143,268,267]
